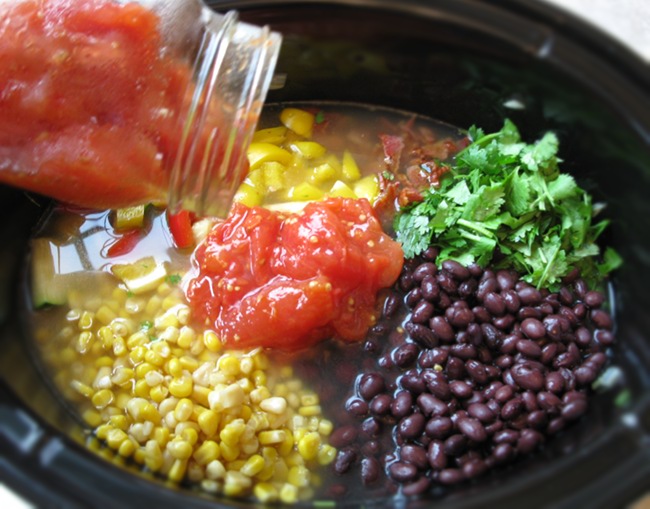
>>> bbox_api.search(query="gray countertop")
[543,0,650,61]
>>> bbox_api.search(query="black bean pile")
[329,248,614,496]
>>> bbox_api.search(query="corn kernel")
[205,459,226,480]
[223,471,252,497]
[198,410,220,437]
[259,430,286,445]
[260,396,287,414]
[288,465,310,487]
[168,459,187,483]
[219,442,240,462]
[167,439,193,460]
[297,432,320,461]
[169,376,193,398]
[106,428,128,449]
[317,444,337,465]
[174,398,194,422]
[194,440,220,466]
[240,454,265,477]
[253,482,278,503]
[279,482,299,504]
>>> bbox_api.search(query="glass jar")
[0,0,282,217]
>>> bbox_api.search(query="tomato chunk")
[186,198,404,350]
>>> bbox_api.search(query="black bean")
[478,324,500,350]
[521,318,546,339]
[594,329,615,346]
[527,410,548,429]
[584,290,605,308]
[401,444,428,469]
[330,425,358,448]
[518,306,542,321]
[333,448,357,475]
[420,275,440,302]
[484,292,506,316]
[494,385,514,403]
[587,352,607,369]
[388,461,418,482]
[361,417,381,438]
[465,360,489,385]
[521,390,539,412]
[493,429,520,444]
[391,391,413,419]
[360,457,381,485]
[450,343,477,360]
[501,397,524,420]
[484,420,504,436]
[422,246,439,261]
[437,272,458,295]
[450,380,473,399]
[543,315,565,341]
[492,443,516,464]
[383,293,400,318]
[518,286,542,306]
[590,309,613,330]
[458,279,478,299]
[422,370,452,400]
[405,287,422,308]
[517,429,543,454]
[500,290,520,314]
[462,458,488,479]
[445,305,474,330]
[428,316,454,343]
[483,381,504,399]
[540,343,559,365]
[393,343,419,368]
[537,391,562,413]
[402,476,432,497]
[535,301,552,316]
[399,272,415,292]
[574,326,592,347]
[516,339,542,358]
[412,299,434,323]
[438,468,465,485]
[473,306,492,324]
[492,314,515,331]
[426,416,454,439]
[468,263,484,278]
[547,416,566,435]
[398,412,426,439]
[413,262,437,282]
[545,371,565,394]
[401,370,426,394]
[477,277,498,302]
[511,364,544,391]
[573,302,587,320]
[367,395,391,425]
[438,291,452,310]
[562,390,586,405]
[443,434,467,456]
[558,367,576,391]
[457,417,488,442]
[446,356,466,380]
[361,440,380,457]
[417,393,449,417]
[346,397,368,417]
[496,270,518,291]
[559,287,575,306]
[405,322,438,349]
[562,399,588,423]
[441,260,470,281]
[358,373,385,401]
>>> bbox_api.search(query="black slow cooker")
[1,1,649,507]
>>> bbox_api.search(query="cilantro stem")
[537,243,561,289]
[457,218,496,239]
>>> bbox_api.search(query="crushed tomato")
[0,0,190,208]
[186,198,404,350]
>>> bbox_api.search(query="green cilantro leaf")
[394,119,620,289]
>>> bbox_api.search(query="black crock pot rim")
[1,0,649,508]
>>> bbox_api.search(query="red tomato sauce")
[0,0,190,208]
[186,198,404,350]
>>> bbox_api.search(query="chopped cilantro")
[140,320,153,331]
[382,170,395,181]
[614,388,631,408]
[315,111,326,124]
[166,274,182,285]
[395,119,621,290]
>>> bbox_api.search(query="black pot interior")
[0,1,648,507]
